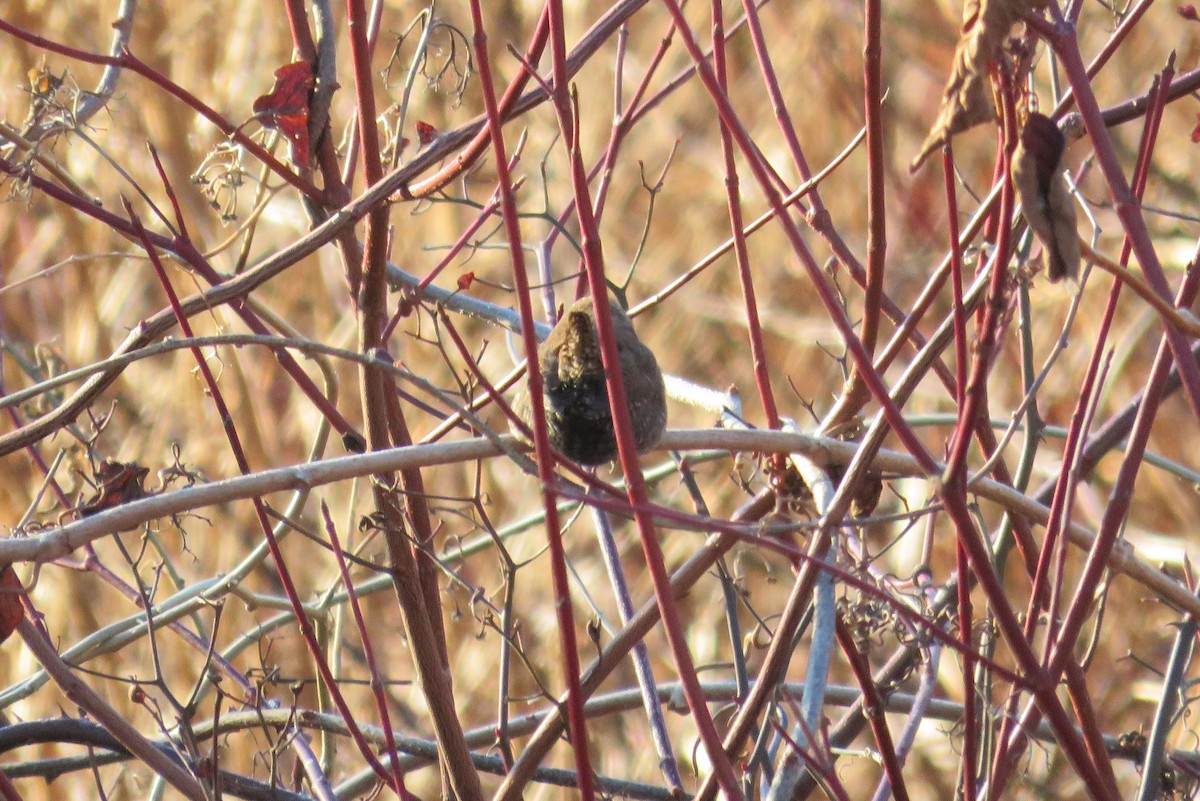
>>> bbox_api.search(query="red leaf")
[253,61,314,166]
[78,460,151,518]
[416,120,439,146]
[0,564,24,645]
[1192,114,1200,144]
[457,271,476,291]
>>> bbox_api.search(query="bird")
[1012,112,1080,283]
[513,296,667,466]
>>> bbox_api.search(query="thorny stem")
[545,0,746,795]
[1045,18,1200,423]
[653,0,937,476]
[942,70,1120,801]
[711,4,781,434]
[320,504,411,798]
[396,5,552,199]
[835,617,910,801]
[465,4,595,801]
[941,64,1017,515]
[838,0,887,423]
[126,200,399,791]
[942,147,969,402]
[0,154,358,454]
[495,490,775,801]
[345,0,477,799]
[18,617,208,801]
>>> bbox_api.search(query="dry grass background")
[2,1,1200,800]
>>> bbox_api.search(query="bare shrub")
[2,1,1200,800]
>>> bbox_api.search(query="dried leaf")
[253,61,314,167]
[416,120,439,146]
[0,564,24,645]
[912,71,996,170]
[27,66,63,97]
[78,460,151,518]
[911,0,1046,171]
[1013,112,1080,282]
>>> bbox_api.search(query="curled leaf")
[77,460,151,519]
[1012,112,1080,282]
[911,0,1046,171]
[253,61,314,167]
[416,120,439,146]
[912,71,996,171]
[0,564,24,645]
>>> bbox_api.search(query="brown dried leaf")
[1013,112,1080,282]
[911,0,1047,171]
[0,565,24,645]
[77,460,151,519]
[911,71,996,171]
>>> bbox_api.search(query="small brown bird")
[514,297,667,466]
[1013,112,1080,283]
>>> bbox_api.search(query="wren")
[514,297,667,466]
